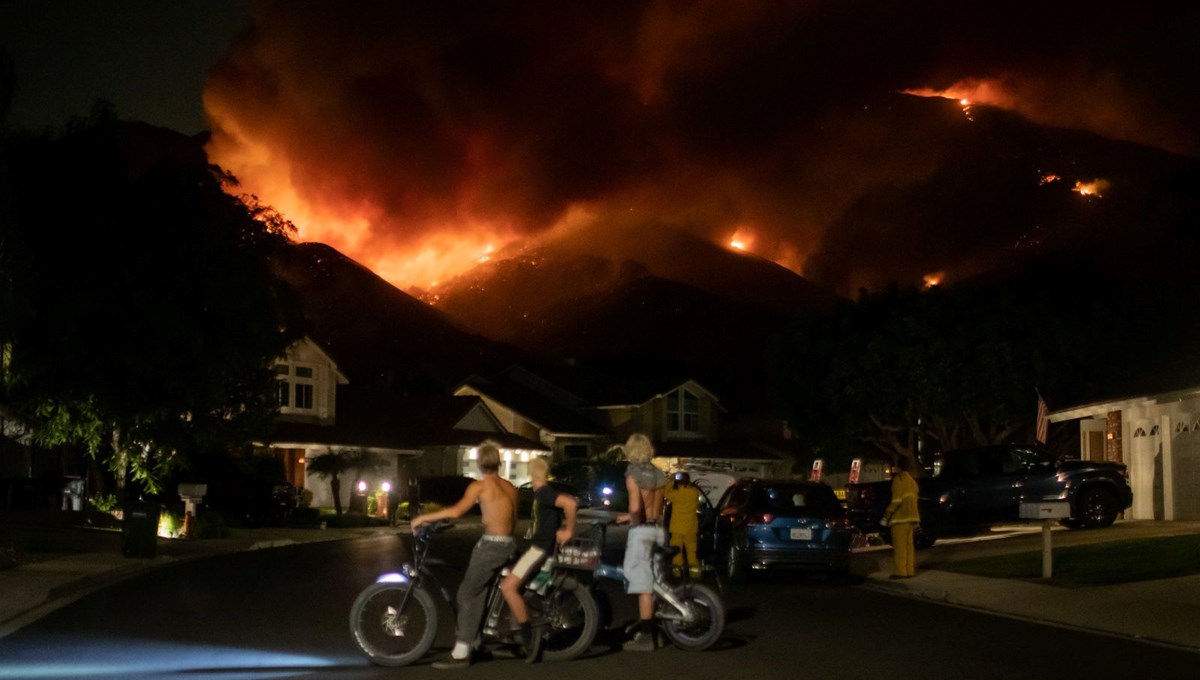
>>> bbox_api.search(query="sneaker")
[431,656,471,670]
[622,632,656,652]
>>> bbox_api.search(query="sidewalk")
[4,517,1200,653]
[861,552,1200,653]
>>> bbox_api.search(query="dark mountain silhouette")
[806,98,1200,293]
[420,227,838,411]
[269,242,518,394]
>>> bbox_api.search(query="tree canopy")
[0,115,302,493]
[765,264,1125,470]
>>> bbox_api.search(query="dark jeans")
[456,537,515,645]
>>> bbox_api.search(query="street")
[0,527,1196,680]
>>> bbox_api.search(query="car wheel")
[1076,488,1119,528]
[913,523,937,549]
[725,544,747,583]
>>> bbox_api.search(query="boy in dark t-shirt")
[500,456,577,653]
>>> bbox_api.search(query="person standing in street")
[663,471,702,578]
[411,441,518,669]
[881,456,920,579]
[616,433,667,651]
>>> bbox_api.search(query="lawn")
[937,534,1200,586]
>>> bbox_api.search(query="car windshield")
[755,484,842,517]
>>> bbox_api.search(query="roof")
[457,368,609,436]
[267,387,548,452]
[655,439,783,462]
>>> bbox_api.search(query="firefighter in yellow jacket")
[663,472,702,577]
[881,456,919,579]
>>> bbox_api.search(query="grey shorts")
[623,525,665,594]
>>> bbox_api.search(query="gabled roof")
[654,439,783,462]
[268,387,548,452]
[456,369,609,436]
[589,377,723,410]
[285,335,350,385]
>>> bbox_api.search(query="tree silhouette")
[307,448,388,515]
[0,117,302,495]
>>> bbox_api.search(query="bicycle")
[587,518,726,651]
[349,520,601,666]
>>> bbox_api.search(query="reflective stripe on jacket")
[886,471,920,524]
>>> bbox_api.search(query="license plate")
[789,527,813,540]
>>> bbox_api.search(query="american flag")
[1035,392,1049,444]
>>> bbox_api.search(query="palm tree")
[307,448,389,515]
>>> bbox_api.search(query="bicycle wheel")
[661,582,725,652]
[525,577,600,661]
[349,582,438,667]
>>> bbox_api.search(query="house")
[262,338,548,511]
[1049,383,1200,520]
[459,367,789,477]
[454,366,611,460]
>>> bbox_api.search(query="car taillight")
[746,513,774,525]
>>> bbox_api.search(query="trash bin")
[122,499,161,558]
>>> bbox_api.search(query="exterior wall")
[1105,410,1123,463]
[277,338,343,425]
[302,447,419,511]
[1068,394,1200,521]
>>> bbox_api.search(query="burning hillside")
[202,2,1200,299]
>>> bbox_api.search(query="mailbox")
[1019,501,1070,520]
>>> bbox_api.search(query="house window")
[276,362,316,412]
[666,388,701,433]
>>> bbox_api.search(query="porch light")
[468,447,478,460]
[381,481,392,492]
[357,480,367,492]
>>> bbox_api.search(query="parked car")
[711,478,852,582]
[550,460,628,512]
[168,454,299,528]
[844,443,1134,547]
[517,480,591,517]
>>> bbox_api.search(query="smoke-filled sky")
[5,1,1198,294]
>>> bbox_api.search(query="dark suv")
[845,443,1133,545]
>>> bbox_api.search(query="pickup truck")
[844,443,1133,548]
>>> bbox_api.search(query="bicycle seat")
[653,544,681,560]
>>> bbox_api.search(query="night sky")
[3,1,1197,295]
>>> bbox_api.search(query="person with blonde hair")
[412,440,518,669]
[500,456,577,657]
[616,433,667,651]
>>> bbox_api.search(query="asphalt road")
[0,527,1196,680]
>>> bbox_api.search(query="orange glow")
[1039,173,1061,185]
[728,227,755,253]
[1072,178,1110,198]
[903,80,1014,121]
[923,272,944,289]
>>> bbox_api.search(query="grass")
[938,534,1200,586]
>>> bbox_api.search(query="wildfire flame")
[923,272,944,289]
[903,80,1015,120]
[728,227,755,253]
[1072,179,1110,198]
[1039,173,1061,185]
